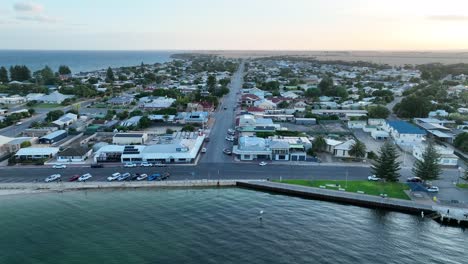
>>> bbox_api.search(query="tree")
[393,95,433,118]
[0,66,8,83]
[27,108,35,115]
[412,141,442,182]
[207,75,217,93]
[305,88,321,98]
[34,66,56,85]
[277,101,289,109]
[368,105,390,119]
[45,110,64,122]
[106,67,115,82]
[181,125,195,132]
[117,110,129,120]
[138,116,151,129]
[336,86,348,99]
[9,65,31,81]
[58,65,71,75]
[371,141,401,182]
[318,76,334,95]
[349,140,367,159]
[453,132,468,153]
[20,141,31,148]
[313,135,327,152]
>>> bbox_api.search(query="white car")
[201,148,207,153]
[78,173,92,182]
[427,186,439,192]
[124,162,137,168]
[52,164,67,169]
[107,172,121,181]
[140,162,153,167]
[259,161,267,166]
[136,173,148,181]
[154,163,166,167]
[367,175,381,181]
[225,136,234,142]
[45,174,61,182]
[228,128,235,133]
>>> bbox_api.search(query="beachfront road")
[0,163,458,183]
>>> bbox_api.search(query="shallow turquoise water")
[0,188,466,264]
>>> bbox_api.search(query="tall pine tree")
[0,66,8,83]
[412,140,441,182]
[371,141,401,182]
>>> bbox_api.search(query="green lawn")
[456,183,468,188]
[274,179,410,200]
[34,103,62,108]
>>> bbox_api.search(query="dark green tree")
[368,105,390,119]
[0,66,8,83]
[45,110,64,122]
[313,135,327,152]
[393,95,433,118]
[181,124,195,132]
[207,75,217,93]
[138,116,151,129]
[454,132,468,153]
[34,66,56,85]
[412,141,441,182]
[106,67,115,82]
[349,140,367,159]
[305,88,321,98]
[371,141,401,182]
[58,65,72,75]
[9,65,31,81]
[318,76,334,95]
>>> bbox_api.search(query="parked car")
[117,172,131,181]
[52,164,67,169]
[15,121,23,126]
[225,136,234,142]
[90,163,103,168]
[140,162,153,167]
[107,172,121,181]
[78,173,92,182]
[130,173,140,181]
[201,148,207,153]
[45,174,61,182]
[161,172,171,180]
[154,162,166,167]
[259,161,267,166]
[68,174,80,182]
[148,173,161,181]
[223,148,232,155]
[136,173,148,181]
[367,175,381,181]
[124,162,137,168]
[228,128,235,133]
[407,177,422,183]
[427,186,439,192]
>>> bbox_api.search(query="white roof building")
[38,91,74,104]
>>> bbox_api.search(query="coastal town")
[0,54,468,213]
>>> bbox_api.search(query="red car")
[69,174,80,182]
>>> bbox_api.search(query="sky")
[0,0,468,50]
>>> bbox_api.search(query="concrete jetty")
[237,180,435,214]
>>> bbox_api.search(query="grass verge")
[456,183,468,188]
[274,179,410,200]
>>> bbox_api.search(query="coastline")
[0,180,240,196]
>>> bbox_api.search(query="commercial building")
[383,121,426,147]
[52,113,78,128]
[412,143,458,166]
[93,132,204,164]
[112,133,148,145]
[233,136,311,161]
[57,147,92,162]
[23,127,58,137]
[39,130,68,144]
[15,147,59,160]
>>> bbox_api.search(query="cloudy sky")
[1,0,468,50]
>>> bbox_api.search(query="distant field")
[199,50,468,66]
[34,103,62,108]
[274,179,410,200]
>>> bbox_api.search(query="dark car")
[129,173,140,181]
[91,163,104,168]
[68,174,80,182]
[407,177,422,183]
[148,173,161,181]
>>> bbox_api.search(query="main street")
[200,62,244,163]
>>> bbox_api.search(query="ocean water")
[0,50,175,73]
[0,188,466,264]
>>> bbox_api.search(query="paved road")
[200,62,244,163]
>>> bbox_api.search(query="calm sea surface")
[0,188,466,264]
[0,50,175,73]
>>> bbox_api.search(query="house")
[52,113,78,128]
[23,127,58,137]
[241,94,260,106]
[333,139,356,158]
[294,101,308,112]
[428,110,449,118]
[39,130,68,144]
[113,133,148,145]
[412,143,458,166]
[108,96,134,105]
[57,147,92,162]
[383,121,426,147]
[37,91,74,104]
[120,116,142,127]
[325,138,343,154]
[14,147,59,160]
[254,99,277,110]
[26,93,45,101]
[0,95,26,104]
[187,101,214,112]
[3,137,35,153]
[140,97,175,109]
